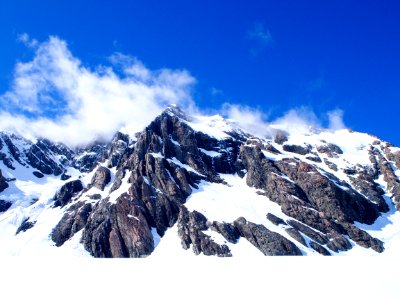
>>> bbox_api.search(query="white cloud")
[222,103,273,138]
[0,36,195,147]
[327,109,346,130]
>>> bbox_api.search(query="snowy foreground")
[1,257,398,299]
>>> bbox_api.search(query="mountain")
[0,105,399,257]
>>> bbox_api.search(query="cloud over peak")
[0,35,195,147]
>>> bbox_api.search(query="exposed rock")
[209,221,240,243]
[274,130,288,145]
[285,228,307,246]
[16,218,36,235]
[317,143,343,157]
[53,180,83,207]
[82,193,154,258]
[306,155,322,163]
[287,219,328,245]
[282,144,311,155]
[107,132,131,168]
[233,217,302,256]
[309,241,331,256]
[61,173,71,181]
[0,169,9,192]
[32,171,44,178]
[326,234,352,252]
[52,202,92,246]
[74,142,110,172]
[26,139,65,175]
[323,158,338,171]
[266,213,287,226]
[90,166,111,191]
[276,159,380,225]
[0,200,12,213]
[341,222,384,253]
[88,194,102,200]
[177,207,231,257]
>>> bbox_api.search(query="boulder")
[90,166,111,191]
[233,217,302,256]
[53,180,83,207]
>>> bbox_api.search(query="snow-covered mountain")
[1,105,400,257]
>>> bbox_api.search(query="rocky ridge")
[0,105,399,257]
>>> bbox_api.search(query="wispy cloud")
[0,35,195,147]
[247,22,273,56]
[327,109,346,130]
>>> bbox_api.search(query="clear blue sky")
[0,0,399,145]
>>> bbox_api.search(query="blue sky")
[0,0,399,145]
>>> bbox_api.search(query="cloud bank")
[0,35,195,147]
[0,35,347,147]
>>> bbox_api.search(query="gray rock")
[233,217,302,256]
[285,228,307,246]
[53,180,83,207]
[209,221,240,243]
[317,143,343,157]
[0,169,9,192]
[177,207,231,257]
[90,166,111,191]
[16,218,36,235]
[52,202,92,246]
[282,144,311,155]
[0,199,12,213]
[266,213,287,226]
[309,241,331,256]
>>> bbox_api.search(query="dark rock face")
[371,147,400,210]
[0,169,9,192]
[233,217,302,256]
[178,207,231,257]
[74,142,110,173]
[324,158,338,171]
[309,241,331,256]
[306,155,322,163]
[32,171,44,178]
[90,166,111,191]
[0,200,12,213]
[285,228,307,246]
[287,219,328,245]
[275,159,380,225]
[341,223,384,253]
[53,180,83,207]
[107,132,132,168]
[52,202,92,246]
[282,144,311,155]
[274,130,288,145]
[317,143,343,158]
[82,193,154,258]
[209,221,240,244]
[16,218,36,235]
[26,139,65,176]
[266,213,287,226]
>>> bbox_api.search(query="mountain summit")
[1,106,400,257]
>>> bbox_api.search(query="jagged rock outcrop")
[317,143,343,158]
[233,217,302,256]
[0,199,12,213]
[53,180,83,207]
[275,159,380,224]
[74,142,109,172]
[282,144,311,155]
[90,166,111,191]
[266,213,287,226]
[0,169,9,192]
[15,218,36,235]
[82,193,154,258]
[52,202,92,246]
[208,220,240,244]
[178,207,231,257]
